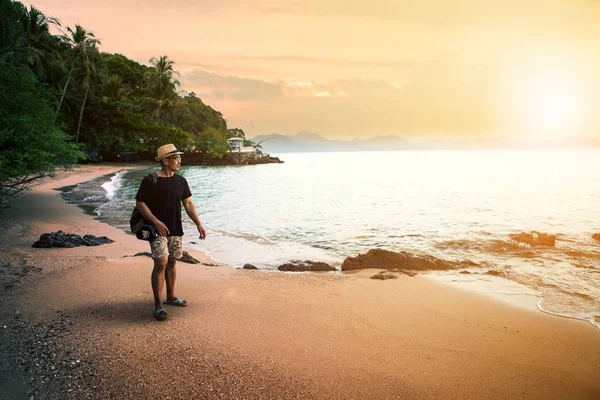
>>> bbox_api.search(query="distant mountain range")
[250,132,600,153]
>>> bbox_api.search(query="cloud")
[179,67,499,138]
[181,69,284,101]
[181,68,408,102]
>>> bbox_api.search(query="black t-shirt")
[135,173,192,236]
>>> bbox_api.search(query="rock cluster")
[277,260,336,272]
[508,231,556,247]
[32,230,113,248]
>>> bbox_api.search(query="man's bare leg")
[151,256,168,310]
[165,256,177,302]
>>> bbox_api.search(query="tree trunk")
[55,59,75,116]
[75,87,88,143]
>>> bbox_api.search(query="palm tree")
[0,0,25,59]
[102,74,129,104]
[145,55,180,122]
[18,6,60,76]
[55,24,101,116]
[0,2,60,78]
[149,55,178,79]
[73,44,102,143]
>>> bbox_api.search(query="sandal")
[163,297,187,307]
[153,307,168,321]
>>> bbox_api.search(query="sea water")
[59,149,600,329]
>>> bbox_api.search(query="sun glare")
[516,63,585,139]
[528,81,581,129]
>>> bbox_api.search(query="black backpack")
[130,172,158,234]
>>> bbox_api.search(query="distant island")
[251,132,600,153]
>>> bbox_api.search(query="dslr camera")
[136,224,159,241]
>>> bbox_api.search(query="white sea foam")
[101,170,126,200]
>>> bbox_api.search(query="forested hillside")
[0,0,247,202]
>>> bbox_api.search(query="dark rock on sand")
[341,249,462,272]
[32,230,113,248]
[178,251,201,264]
[370,271,399,280]
[592,233,600,242]
[509,231,556,247]
[277,260,336,272]
[243,264,258,270]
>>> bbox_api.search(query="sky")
[25,0,600,140]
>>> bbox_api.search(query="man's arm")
[136,200,170,237]
[182,197,206,240]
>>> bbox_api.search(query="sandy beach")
[0,165,599,400]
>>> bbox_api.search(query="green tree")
[170,95,228,135]
[192,127,229,158]
[102,52,150,102]
[102,74,129,104]
[0,62,84,204]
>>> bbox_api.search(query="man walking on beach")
[135,143,207,321]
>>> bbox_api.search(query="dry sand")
[0,165,599,399]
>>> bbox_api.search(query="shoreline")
[56,166,598,329]
[1,165,599,399]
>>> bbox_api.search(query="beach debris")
[243,264,258,270]
[592,233,600,242]
[277,260,336,272]
[32,230,113,248]
[370,271,399,280]
[130,251,204,265]
[508,231,556,247]
[341,249,468,272]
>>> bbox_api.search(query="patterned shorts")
[150,236,183,259]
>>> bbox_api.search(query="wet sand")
[0,165,599,399]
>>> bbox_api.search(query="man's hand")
[155,220,170,237]
[197,223,207,240]
[182,197,206,240]
[137,200,169,237]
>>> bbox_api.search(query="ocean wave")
[210,228,276,245]
[388,233,424,238]
[536,303,600,330]
[435,235,600,264]
[101,170,126,200]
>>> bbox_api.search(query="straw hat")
[155,143,184,161]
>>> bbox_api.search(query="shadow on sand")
[69,298,165,325]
